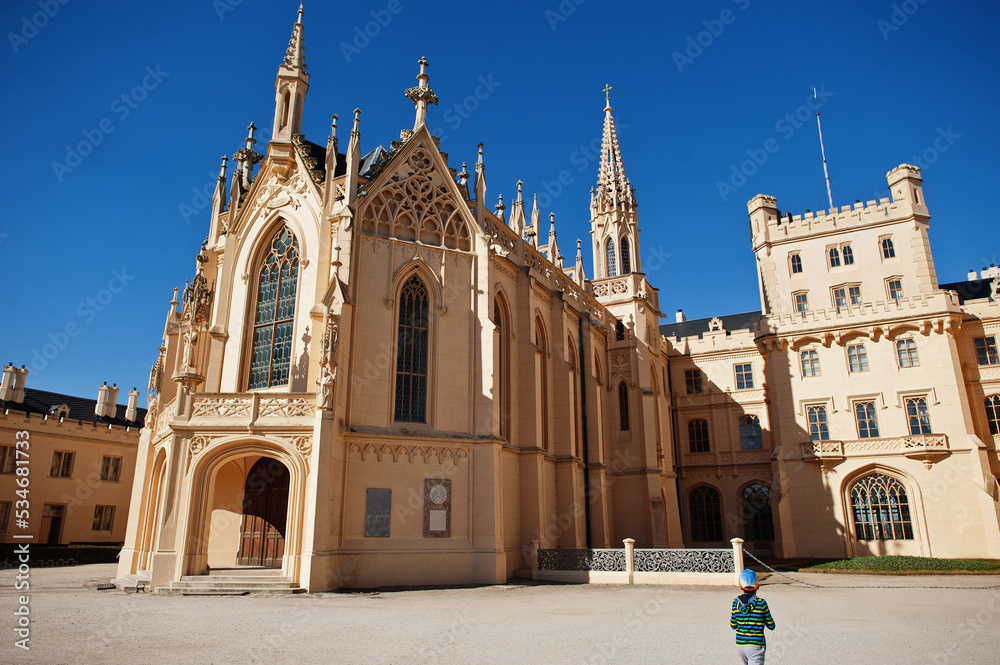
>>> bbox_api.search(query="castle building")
[0,367,145,546]
[117,5,1000,591]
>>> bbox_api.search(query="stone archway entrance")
[237,457,290,567]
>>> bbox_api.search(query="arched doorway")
[237,458,290,567]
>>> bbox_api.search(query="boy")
[730,568,775,664]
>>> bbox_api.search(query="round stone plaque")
[429,483,448,504]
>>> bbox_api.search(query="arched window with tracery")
[620,236,631,274]
[689,486,722,542]
[535,317,549,449]
[688,419,710,453]
[394,276,429,422]
[850,473,914,541]
[741,483,775,543]
[494,297,511,439]
[606,238,617,277]
[739,414,763,450]
[249,225,300,390]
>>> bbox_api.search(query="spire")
[475,142,487,229]
[282,2,307,75]
[508,180,525,236]
[234,122,263,188]
[549,212,562,267]
[272,2,310,143]
[596,84,634,213]
[344,108,362,206]
[209,155,228,239]
[528,194,540,248]
[405,56,439,130]
[495,194,506,223]
[323,114,340,209]
[575,239,585,285]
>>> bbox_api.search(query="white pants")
[737,645,766,664]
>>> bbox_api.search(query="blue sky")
[1,0,997,404]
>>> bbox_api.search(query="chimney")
[676,309,686,323]
[107,384,119,420]
[95,382,109,418]
[12,366,28,403]
[0,363,15,401]
[126,388,139,423]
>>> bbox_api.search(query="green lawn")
[800,555,1000,574]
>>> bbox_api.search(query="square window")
[685,369,702,395]
[92,505,115,532]
[800,349,821,377]
[842,245,854,265]
[688,419,710,453]
[0,445,15,474]
[735,363,753,390]
[896,339,919,368]
[795,292,809,316]
[100,456,122,482]
[849,285,862,305]
[50,451,74,478]
[855,401,880,438]
[974,336,999,366]
[790,253,803,275]
[905,397,931,434]
[881,237,896,259]
[847,344,869,372]
[807,405,830,441]
[0,501,9,537]
[833,287,847,310]
[829,247,841,268]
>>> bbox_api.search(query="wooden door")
[237,458,290,567]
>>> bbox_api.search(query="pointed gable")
[359,128,473,252]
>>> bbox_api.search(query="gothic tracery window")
[741,483,775,542]
[620,236,631,274]
[249,225,300,390]
[618,381,630,431]
[689,486,722,542]
[850,473,914,541]
[606,238,617,277]
[394,276,429,422]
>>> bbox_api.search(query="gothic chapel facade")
[118,5,681,591]
[119,5,1000,592]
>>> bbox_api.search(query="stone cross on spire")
[596,84,634,213]
[405,56,439,130]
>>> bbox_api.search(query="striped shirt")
[730,593,775,647]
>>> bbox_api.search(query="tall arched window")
[986,395,1000,435]
[850,473,913,541]
[535,317,549,449]
[741,483,775,543]
[606,238,617,277]
[739,415,763,450]
[568,335,580,456]
[620,236,631,274]
[249,225,300,390]
[394,276,429,422]
[689,486,722,542]
[494,298,511,439]
[618,381,630,431]
[688,419,710,453]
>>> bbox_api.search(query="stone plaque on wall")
[365,488,391,538]
[423,478,451,538]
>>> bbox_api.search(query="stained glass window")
[249,226,299,389]
[394,276,429,422]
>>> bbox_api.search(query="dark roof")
[289,135,347,182]
[940,279,995,305]
[659,310,762,340]
[359,145,390,178]
[1,387,146,428]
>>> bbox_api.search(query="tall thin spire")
[283,2,307,74]
[596,84,634,213]
[508,180,525,236]
[405,56,439,130]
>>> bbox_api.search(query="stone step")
[171,580,298,589]
[205,567,285,577]
[180,575,292,583]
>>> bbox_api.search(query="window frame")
[896,338,919,368]
[741,483,775,543]
[50,451,74,478]
[92,505,115,532]
[688,485,723,543]
[854,400,880,439]
[393,275,431,424]
[684,369,702,395]
[246,224,301,391]
[618,381,630,432]
[847,344,869,373]
[905,396,932,434]
[800,348,821,378]
[985,395,1000,436]
[828,246,841,268]
[688,418,710,453]
[841,243,855,265]
[974,336,999,366]
[789,252,803,275]
[880,236,896,259]
[100,455,123,482]
[887,277,904,303]
[850,472,914,541]
[807,405,830,442]
[0,445,15,474]
[739,414,763,450]
[734,363,754,390]
[793,291,809,316]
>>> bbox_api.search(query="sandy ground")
[1,564,998,664]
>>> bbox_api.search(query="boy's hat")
[739,568,758,591]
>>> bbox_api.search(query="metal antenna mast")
[814,87,834,209]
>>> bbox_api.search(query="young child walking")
[730,568,775,664]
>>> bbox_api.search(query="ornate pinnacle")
[283,2,307,72]
[406,56,438,129]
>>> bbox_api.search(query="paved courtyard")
[1,564,997,664]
